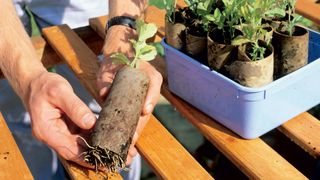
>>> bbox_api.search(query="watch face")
[106,16,136,31]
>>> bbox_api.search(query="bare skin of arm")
[0,0,97,167]
[98,0,163,164]
[0,0,162,167]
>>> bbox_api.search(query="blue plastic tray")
[162,29,320,139]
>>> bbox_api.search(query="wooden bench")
[1,0,320,179]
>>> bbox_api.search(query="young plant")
[149,0,176,23]
[196,0,215,31]
[278,0,302,36]
[232,0,273,61]
[205,0,243,43]
[263,0,286,19]
[82,20,159,173]
[111,19,158,68]
[184,0,215,31]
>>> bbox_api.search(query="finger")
[135,112,151,137]
[139,62,163,115]
[96,59,123,98]
[56,89,96,129]
[126,132,139,165]
[42,122,95,169]
[97,72,114,98]
[126,146,137,166]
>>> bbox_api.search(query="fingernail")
[145,104,153,114]
[82,113,96,128]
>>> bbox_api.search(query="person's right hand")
[22,71,97,167]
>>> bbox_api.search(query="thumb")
[57,90,96,129]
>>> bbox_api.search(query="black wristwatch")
[105,16,136,32]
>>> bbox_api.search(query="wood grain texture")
[161,84,306,180]
[42,24,212,179]
[0,113,33,180]
[136,115,212,179]
[278,112,320,158]
[59,157,122,180]
[296,0,320,25]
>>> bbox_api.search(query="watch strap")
[106,16,136,32]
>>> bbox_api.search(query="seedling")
[280,0,302,36]
[232,0,273,60]
[111,19,158,68]
[205,0,243,43]
[184,0,215,31]
[82,20,159,173]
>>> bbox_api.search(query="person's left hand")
[97,25,163,165]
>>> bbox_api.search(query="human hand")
[97,26,163,165]
[23,71,97,167]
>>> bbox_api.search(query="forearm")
[0,0,46,100]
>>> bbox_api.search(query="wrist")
[106,16,136,33]
[102,25,137,58]
[17,60,47,103]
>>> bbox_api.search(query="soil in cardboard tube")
[82,66,149,173]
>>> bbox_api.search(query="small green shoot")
[111,20,160,68]
[205,0,243,43]
[278,0,302,36]
[182,0,215,32]
[232,0,273,61]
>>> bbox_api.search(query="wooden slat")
[42,24,212,179]
[161,83,307,179]
[278,112,320,158]
[296,0,320,25]
[59,158,122,180]
[88,16,107,39]
[136,114,212,178]
[0,113,33,180]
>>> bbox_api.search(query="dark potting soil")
[208,28,241,45]
[187,19,206,37]
[169,9,186,24]
[179,7,197,27]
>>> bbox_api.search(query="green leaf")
[137,45,157,61]
[231,36,251,45]
[197,0,214,16]
[292,15,303,24]
[110,53,130,65]
[151,42,165,57]
[132,41,144,50]
[184,0,191,6]
[206,8,225,29]
[265,7,285,18]
[148,0,166,9]
[136,19,158,42]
